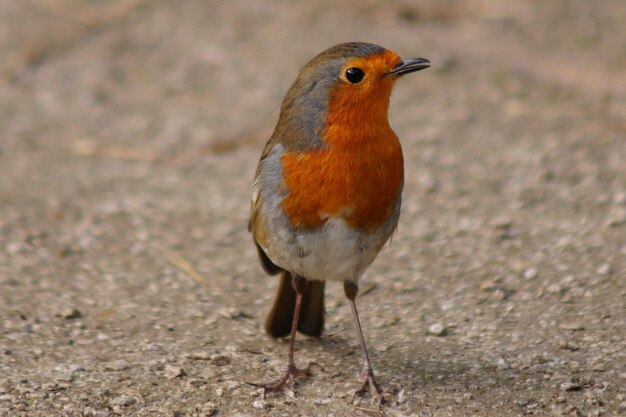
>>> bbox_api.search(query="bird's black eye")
[345,67,365,84]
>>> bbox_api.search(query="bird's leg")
[250,275,315,396]
[344,280,385,405]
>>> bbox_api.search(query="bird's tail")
[264,271,325,338]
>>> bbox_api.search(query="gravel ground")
[1,1,625,416]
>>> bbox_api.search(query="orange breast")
[280,54,404,233]
[280,124,403,232]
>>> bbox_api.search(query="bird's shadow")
[281,332,520,394]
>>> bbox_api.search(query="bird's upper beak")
[383,57,431,77]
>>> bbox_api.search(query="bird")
[248,42,429,404]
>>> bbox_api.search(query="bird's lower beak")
[384,58,431,77]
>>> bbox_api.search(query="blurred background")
[1,1,625,416]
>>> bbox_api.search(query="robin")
[248,42,430,403]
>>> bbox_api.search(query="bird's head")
[276,42,429,148]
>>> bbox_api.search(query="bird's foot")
[353,369,385,406]
[247,362,319,398]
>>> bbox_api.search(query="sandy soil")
[1,1,625,416]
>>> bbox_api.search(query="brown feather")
[297,279,325,337]
[255,241,282,276]
[264,271,325,338]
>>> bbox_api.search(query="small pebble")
[218,308,245,319]
[210,354,231,366]
[606,207,626,227]
[427,323,448,336]
[225,380,239,389]
[559,322,584,331]
[547,284,563,294]
[105,360,130,372]
[68,364,85,373]
[493,289,508,301]
[597,264,611,276]
[397,389,406,404]
[480,279,498,291]
[54,373,73,383]
[55,363,85,374]
[62,308,82,320]
[558,339,580,351]
[592,362,606,372]
[313,398,332,405]
[144,343,162,352]
[524,268,538,280]
[491,216,512,228]
[560,381,582,392]
[164,365,185,379]
[188,351,212,360]
[41,383,60,391]
[497,358,511,370]
[202,402,218,416]
[252,400,269,410]
[187,378,204,388]
[83,407,96,416]
[113,395,136,406]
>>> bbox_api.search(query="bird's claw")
[247,362,319,398]
[353,369,385,406]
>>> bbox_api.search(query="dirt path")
[1,1,625,416]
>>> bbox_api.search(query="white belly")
[263,213,398,282]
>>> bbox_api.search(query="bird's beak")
[383,58,431,77]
